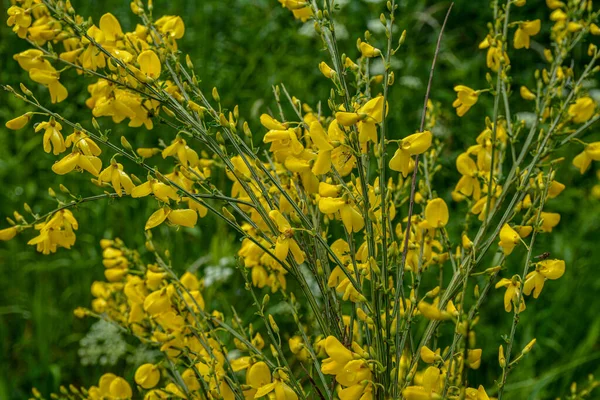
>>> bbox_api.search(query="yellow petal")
[137,50,161,79]
[309,121,333,151]
[52,153,79,175]
[99,13,123,41]
[0,227,18,241]
[5,113,31,130]
[403,131,432,155]
[145,207,169,230]
[269,209,291,232]
[359,42,381,57]
[425,198,449,228]
[246,362,272,388]
[134,364,160,389]
[538,259,565,279]
[167,209,198,227]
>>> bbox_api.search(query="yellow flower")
[7,6,32,38]
[467,348,482,369]
[549,9,567,22]
[403,366,442,399]
[254,376,298,400]
[524,259,565,298]
[357,96,386,145]
[144,207,198,230]
[495,278,526,313]
[417,301,450,321]
[420,346,439,364]
[546,0,564,9]
[5,113,31,130]
[452,86,479,116]
[137,50,162,79]
[389,131,432,177]
[98,162,135,196]
[359,42,381,58]
[135,364,160,389]
[514,20,541,49]
[108,377,132,399]
[567,22,583,33]
[260,114,287,130]
[591,24,600,36]
[321,336,371,388]
[291,7,313,22]
[162,138,199,167]
[465,385,491,400]
[143,287,172,316]
[336,111,362,126]
[155,16,186,39]
[29,67,68,103]
[52,151,102,176]
[27,210,78,254]
[137,147,161,158]
[498,224,520,255]
[13,49,51,72]
[0,226,18,241]
[245,361,272,398]
[573,142,600,174]
[269,210,305,264]
[35,120,66,155]
[99,13,123,41]
[319,196,364,233]
[539,211,560,233]
[547,180,565,199]
[65,131,102,156]
[520,86,536,100]
[131,179,180,202]
[568,96,596,123]
[319,61,335,79]
[425,198,449,228]
[455,153,481,199]
[278,0,308,10]
[486,45,510,72]
[309,121,334,175]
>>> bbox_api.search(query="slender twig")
[393,4,453,396]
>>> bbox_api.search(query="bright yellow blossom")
[514,20,541,49]
[453,86,479,116]
[495,278,526,313]
[573,142,600,174]
[425,198,449,228]
[524,259,565,298]
[568,97,596,123]
[52,151,102,176]
[144,207,198,230]
[359,42,381,58]
[131,179,179,202]
[137,50,162,79]
[35,120,66,155]
[0,227,18,241]
[498,224,520,255]
[520,86,536,100]
[98,162,135,196]
[5,113,31,130]
[135,364,161,389]
[389,131,432,177]
[319,61,335,79]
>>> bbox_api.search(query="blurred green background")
[1,0,599,399]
